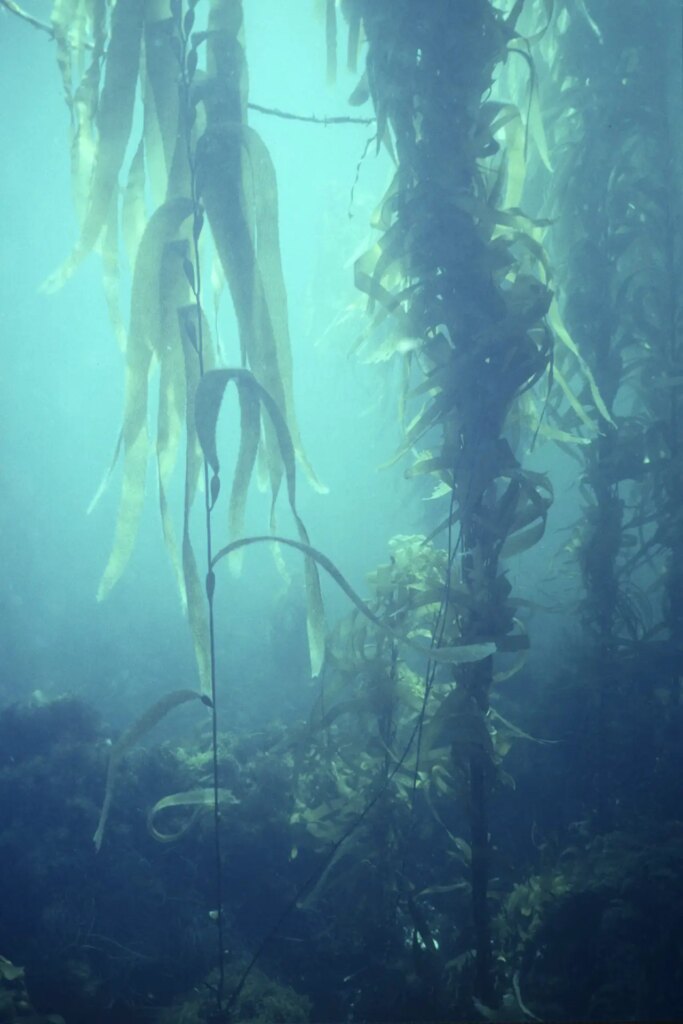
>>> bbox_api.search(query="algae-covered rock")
[157,963,311,1024]
[496,826,683,1021]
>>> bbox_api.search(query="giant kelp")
[336,0,560,1002]
[537,0,683,828]
[11,0,683,1018]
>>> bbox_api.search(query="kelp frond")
[147,787,238,842]
[44,0,144,292]
[211,533,496,669]
[93,688,207,851]
[195,367,327,676]
[97,196,194,600]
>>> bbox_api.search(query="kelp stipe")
[539,1,683,827]
[343,0,558,1002]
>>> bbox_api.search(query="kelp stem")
[469,750,492,1004]
[177,6,226,1011]
[352,0,555,1003]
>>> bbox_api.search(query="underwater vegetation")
[2,0,683,1020]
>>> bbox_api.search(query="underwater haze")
[0,1,682,1022]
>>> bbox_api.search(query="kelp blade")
[195,367,327,675]
[212,534,496,668]
[148,787,239,842]
[93,689,206,851]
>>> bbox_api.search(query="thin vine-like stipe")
[177,18,225,1014]
[400,496,463,890]
[410,491,463,810]
[212,535,496,666]
[248,101,374,125]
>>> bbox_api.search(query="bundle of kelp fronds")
[43,0,326,692]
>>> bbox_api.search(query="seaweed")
[7,0,682,1019]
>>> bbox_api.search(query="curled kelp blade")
[195,367,326,675]
[212,535,496,668]
[94,689,207,851]
[147,787,238,842]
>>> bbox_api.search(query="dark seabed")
[1,1,682,1022]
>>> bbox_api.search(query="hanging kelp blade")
[156,241,193,607]
[241,125,326,493]
[196,120,324,494]
[121,137,147,270]
[212,534,496,667]
[93,689,207,851]
[196,122,286,498]
[143,12,181,205]
[97,197,194,601]
[178,306,214,698]
[194,367,326,675]
[43,0,144,292]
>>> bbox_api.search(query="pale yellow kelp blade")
[198,1,322,496]
[156,240,193,607]
[97,197,194,601]
[69,50,101,224]
[44,0,144,292]
[50,0,105,116]
[96,357,153,602]
[242,126,327,493]
[180,305,213,700]
[196,123,285,497]
[100,195,128,353]
[547,297,614,426]
[121,138,147,270]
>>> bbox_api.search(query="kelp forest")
[0,0,682,1021]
